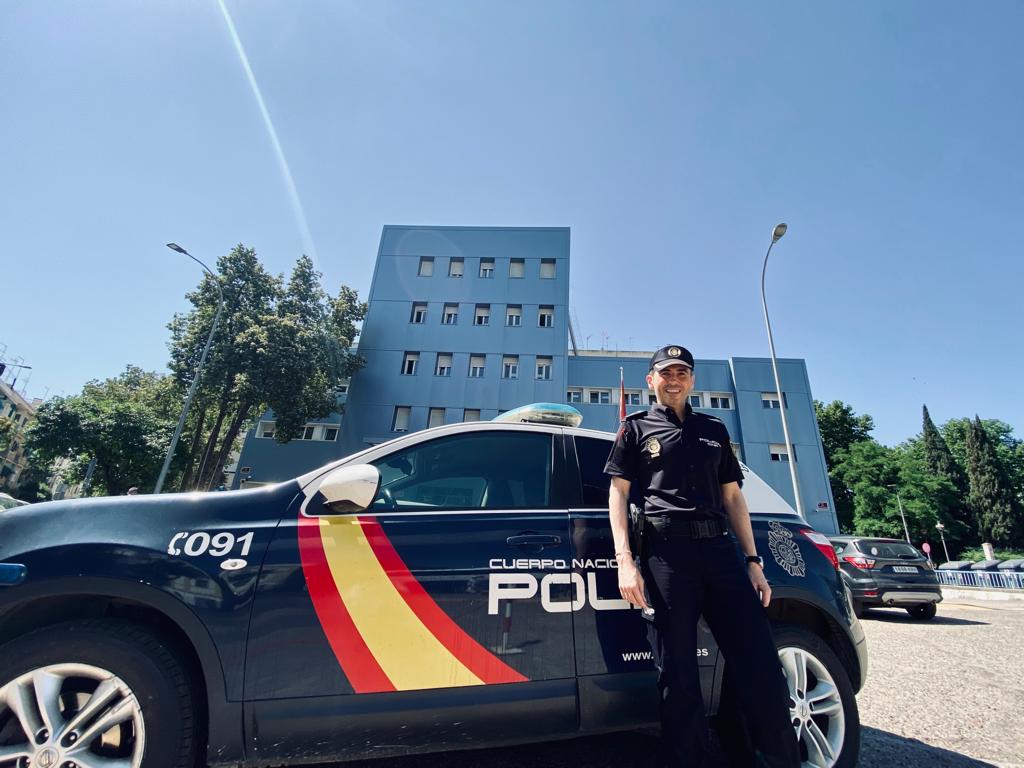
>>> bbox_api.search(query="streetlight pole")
[935,522,950,562]
[893,488,911,543]
[760,223,804,518]
[153,243,224,494]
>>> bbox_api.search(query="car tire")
[773,623,860,768]
[0,619,198,768]
[906,603,937,620]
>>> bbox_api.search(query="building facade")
[233,225,837,532]
[0,377,40,493]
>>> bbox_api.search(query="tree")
[814,400,876,532]
[919,405,975,548]
[167,247,367,491]
[0,416,14,453]
[24,366,179,496]
[965,416,1023,546]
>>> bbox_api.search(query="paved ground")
[334,599,1024,767]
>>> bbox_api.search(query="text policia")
[488,557,634,615]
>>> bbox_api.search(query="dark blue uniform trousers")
[643,530,800,768]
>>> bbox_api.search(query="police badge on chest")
[643,437,662,459]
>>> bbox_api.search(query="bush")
[956,547,1024,562]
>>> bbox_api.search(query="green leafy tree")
[0,416,15,453]
[965,416,1023,545]
[814,400,876,531]
[167,247,366,491]
[831,440,899,537]
[24,366,179,496]
[942,418,1022,498]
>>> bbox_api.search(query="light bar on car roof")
[492,403,583,428]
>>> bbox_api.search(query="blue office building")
[234,225,837,532]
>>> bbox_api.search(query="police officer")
[605,345,799,768]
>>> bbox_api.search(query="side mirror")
[318,464,381,513]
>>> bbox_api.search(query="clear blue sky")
[2,1,1022,447]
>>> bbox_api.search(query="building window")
[689,393,703,408]
[540,259,556,279]
[536,356,552,380]
[464,409,481,422]
[589,389,611,405]
[335,383,349,395]
[324,427,339,441]
[449,258,464,277]
[418,257,434,277]
[469,354,486,378]
[256,421,276,439]
[300,425,316,440]
[770,443,795,462]
[506,305,522,326]
[392,406,411,432]
[762,392,781,409]
[474,304,490,326]
[502,355,519,379]
[435,353,452,377]
[624,390,642,406]
[410,302,427,324]
[538,305,554,327]
[567,388,582,403]
[401,352,419,376]
[479,259,494,278]
[648,393,658,405]
[509,258,525,278]
[428,408,446,428]
[442,303,459,324]
[709,394,732,409]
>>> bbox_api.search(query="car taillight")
[800,529,840,570]
[842,556,876,569]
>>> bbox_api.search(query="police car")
[0,404,867,768]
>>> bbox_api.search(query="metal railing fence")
[936,570,1024,590]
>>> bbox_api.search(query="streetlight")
[890,486,912,544]
[153,243,225,494]
[760,223,803,518]
[935,522,951,563]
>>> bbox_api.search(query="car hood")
[0,483,299,561]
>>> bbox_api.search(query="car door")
[245,426,578,763]
[566,433,723,731]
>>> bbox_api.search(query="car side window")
[370,431,553,510]
[574,436,614,507]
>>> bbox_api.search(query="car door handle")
[506,534,562,547]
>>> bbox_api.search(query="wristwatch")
[745,555,764,567]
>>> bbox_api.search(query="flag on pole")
[619,367,627,423]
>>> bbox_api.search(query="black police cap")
[650,345,694,372]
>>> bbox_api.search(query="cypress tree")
[965,416,1022,545]
[921,405,976,548]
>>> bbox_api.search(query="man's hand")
[618,558,650,610]
[749,562,771,607]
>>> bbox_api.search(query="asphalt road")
[332,599,1024,768]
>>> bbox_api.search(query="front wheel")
[907,603,937,620]
[0,620,198,768]
[774,624,860,768]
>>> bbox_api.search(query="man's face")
[646,365,695,409]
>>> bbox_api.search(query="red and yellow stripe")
[298,512,527,693]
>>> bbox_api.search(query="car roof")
[300,420,801,520]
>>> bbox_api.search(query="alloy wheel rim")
[778,646,845,768]
[0,663,144,768]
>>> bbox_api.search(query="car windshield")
[859,541,923,559]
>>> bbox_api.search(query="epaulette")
[703,414,725,424]
[624,411,647,421]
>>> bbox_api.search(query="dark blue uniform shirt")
[604,403,744,522]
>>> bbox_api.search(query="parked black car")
[830,535,942,619]
[0,407,866,768]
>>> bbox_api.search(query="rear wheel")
[774,624,860,768]
[0,620,197,768]
[906,603,937,620]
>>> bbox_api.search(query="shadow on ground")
[861,726,998,766]
[860,609,989,626]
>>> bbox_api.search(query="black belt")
[646,517,728,539]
